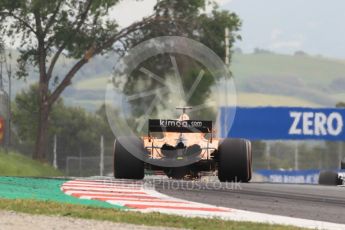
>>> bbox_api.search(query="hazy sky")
[112,0,345,59]
[224,0,345,59]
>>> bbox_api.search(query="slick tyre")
[113,136,144,179]
[218,138,252,182]
[318,170,341,186]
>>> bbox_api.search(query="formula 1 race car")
[318,159,345,186]
[113,107,252,182]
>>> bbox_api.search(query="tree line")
[0,0,241,161]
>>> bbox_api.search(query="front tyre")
[318,170,341,186]
[218,138,252,182]
[113,137,144,179]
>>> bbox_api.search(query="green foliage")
[12,85,113,165]
[118,0,241,123]
[183,69,214,107]
[336,102,345,108]
[50,104,105,158]
[1,0,241,159]
[0,0,120,78]
[12,84,39,144]
[0,0,128,159]
[198,8,241,62]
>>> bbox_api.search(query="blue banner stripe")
[221,107,345,141]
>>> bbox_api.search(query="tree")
[119,0,241,125]
[294,50,307,56]
[1,0,241,160]
[0,37,13,149]
[336,102,345,108]
[12,85,40,146]
[13,85,114,168]
[0,0,155,160]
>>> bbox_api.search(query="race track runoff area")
[0,177,344,230]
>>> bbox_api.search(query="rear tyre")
[113,137,144,179]
[318,170,341,186]
[341,158,345,170]
[218,138,252,182]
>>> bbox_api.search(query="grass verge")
[0,199,305,230]
[0,151,62,177]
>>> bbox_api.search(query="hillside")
[66,52,345,110]
[7,51,345,111]
[232,53,345,107]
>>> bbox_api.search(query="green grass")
[0,151,63,176]
[74,75,109,90]
[237,93,319,107]
[66,98,104,106]
[232,53,345,84]
[0,199,305,230]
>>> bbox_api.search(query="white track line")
[61,186,142,192]
[62,179,345,230]
[63,190,147,195]
[63,182,143,188]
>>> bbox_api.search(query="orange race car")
[113,107,252,182]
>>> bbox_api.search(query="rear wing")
[148,119,212,133]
